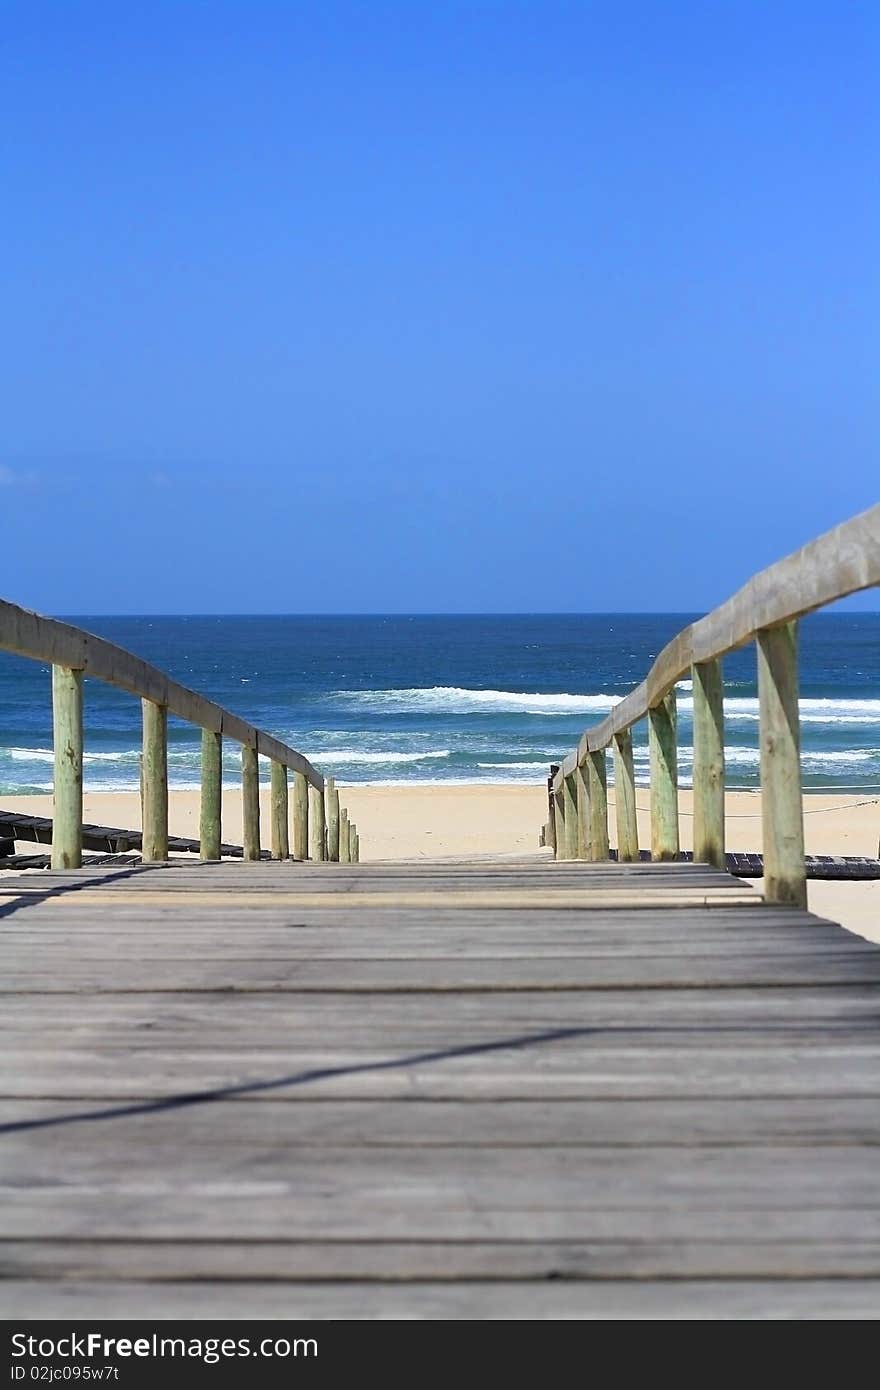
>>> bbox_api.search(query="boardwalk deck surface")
[1,855,879,1319]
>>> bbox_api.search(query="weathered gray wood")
[339,807,351,863]
[692,659,725,869]
[51,664,83,870]
[586,749,610,861]
[293,771,309,861]
[758,621,806,907]
[562,772,578,860]
[199,729,222,861]
[240,746,261,862]
[649,691,679,862]
[350,823,360,864]
[270,760,289,861]
[140,699,168,862]
[612,729,639,863]
[326,777,340,861]
[309,783,326,862]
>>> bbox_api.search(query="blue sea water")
[1,613,878,794]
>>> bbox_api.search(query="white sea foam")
[477,761,549,770]
[309,749,450,765]
[337,687,622,714]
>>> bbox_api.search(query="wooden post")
[574,763,589,859]
[586,748,610,861]
[292,771,309,860]
[309,783,326,861]
[241,745,261,861]
[552,781,567,859]
[692,659,725,868]
[758,622,806,907]
[352,829,360,863]
[200,729,222,861]
[546,765,559,853]
[339,807,351,863]
[649,692,679,861]
[562,772,578,860]
[612,729,639,862]
[349,821,358,863]
[51,665,83,870]
[270,760,289,860]
[325,777,340,861]
[141,699,169,862]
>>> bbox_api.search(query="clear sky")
[2,1,876,613]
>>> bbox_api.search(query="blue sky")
[2,1,876,613]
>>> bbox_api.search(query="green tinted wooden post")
[692,659,725,868]
[552,782,567,859]
[545,766,559,854]
[758,622,806,907]
[141,700,169,861]
[199,729,222,861]
[309,783,326,861]
[352,829,360,863]
[51,665,83,870]
[325,777,340,861]
[292,771,309,860]
[562,772,578,860]
[339,807,351,863]
[612,729,639,862]
[586,749,610,861]
[574,763,589,859]
[649,692,679,861]
[241,745,261,861]
[349,820,358,863]
[270,760,289,860]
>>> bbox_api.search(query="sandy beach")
[3,784,877,943]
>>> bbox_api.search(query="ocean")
[1,613,878,795]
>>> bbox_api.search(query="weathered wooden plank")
[3,1278,880,1319]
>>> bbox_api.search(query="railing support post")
[552,780,567,859]
[692,659,725,868]
[241,745,261,861]
[649,692,679,861]
[339,806,351,863]
[199,729,222,861]
[51,664,83,870]
[612,730,639,862]
[293,771,309,860]
[270,760,289,861]
[586,749,609,861]
[325,777,340,861]
[562,772,578,860]
[758,621,806,907]
[349,821,359,863]
[574,764,589,859]
[309,784,326,861]
[546,765,559,854]
[141,699,169,862]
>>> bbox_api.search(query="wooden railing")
[545,505,880,906]
[0,600,360,869]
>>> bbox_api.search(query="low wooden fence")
[0,600,359,869]
[545,505,880,907]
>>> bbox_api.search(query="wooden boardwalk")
[2,855,880,1319]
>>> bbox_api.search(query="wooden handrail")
[548,504,880,906]
[0,599,362,868]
